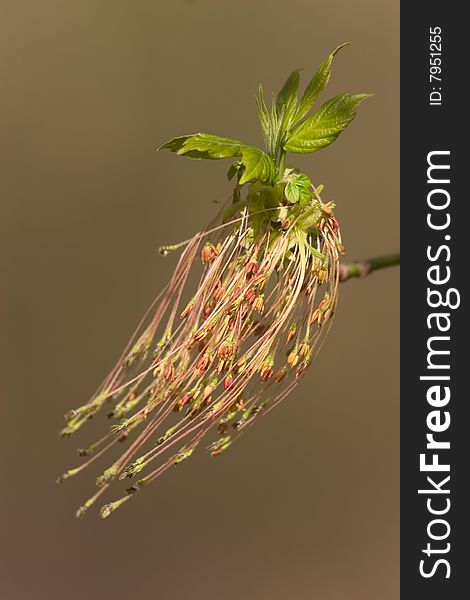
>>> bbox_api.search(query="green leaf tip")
[157,135,192,153]
[295,42,350,123]
[332,42,351,56]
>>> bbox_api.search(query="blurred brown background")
[0,1,399,599]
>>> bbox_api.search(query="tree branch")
[339,252,400,282]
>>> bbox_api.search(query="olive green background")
[1,1,399,599]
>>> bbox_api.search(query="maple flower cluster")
[57,44,368,517]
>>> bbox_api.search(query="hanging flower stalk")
[58,44,372,518]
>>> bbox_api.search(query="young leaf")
[158,135,192,153]
[276,70,300,113]
[270,96,289,157]
[227,161,243,181]
[257,74,300,157]
[295,43,349,122]
[284,173,313,205]
[239,147,276,185]
[285,181,300,204]
[284,93,371,154]
[255,84,270,143]
[298,187,313,206]
[159,133,246,159]
[294,173,312,189]
[276,71,302,147]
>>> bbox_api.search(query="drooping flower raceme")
[58,44,370,518]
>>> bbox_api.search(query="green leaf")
[159,133,246,159]
[239,147,276,185]
[298,187,313,206]
[227,161,243,181]
[296,204,324,230]
[276,70,300,112]
[269,97,284,156]
[285,174,313,205]
[284,93,371,154]
[158,135,192,152]
[255,84,270,143]
[294,173,312,189]
[160,132,274,185]
[296,43,349,122]
[274,71,301,152]
[285,181,300,203]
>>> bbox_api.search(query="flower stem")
[339,252,400,282]
[277,150,286,179]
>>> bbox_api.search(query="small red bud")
[180,394,191,406]
[164,364,175,382]
[218,340,235,359]
[253,296,264,313]
[260,366,273,382]
[200,243,218,264]
[180,301,194,319]
[310,309,320,326]
[245,260,259,275]
[287,324,297,344]
[244,288,257,304]
[195,355,210,372]
[224,375,234,390]
[214,285,226,302]
[193,329,206,343]
[287,351,299,367]
[317,268,328,284]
